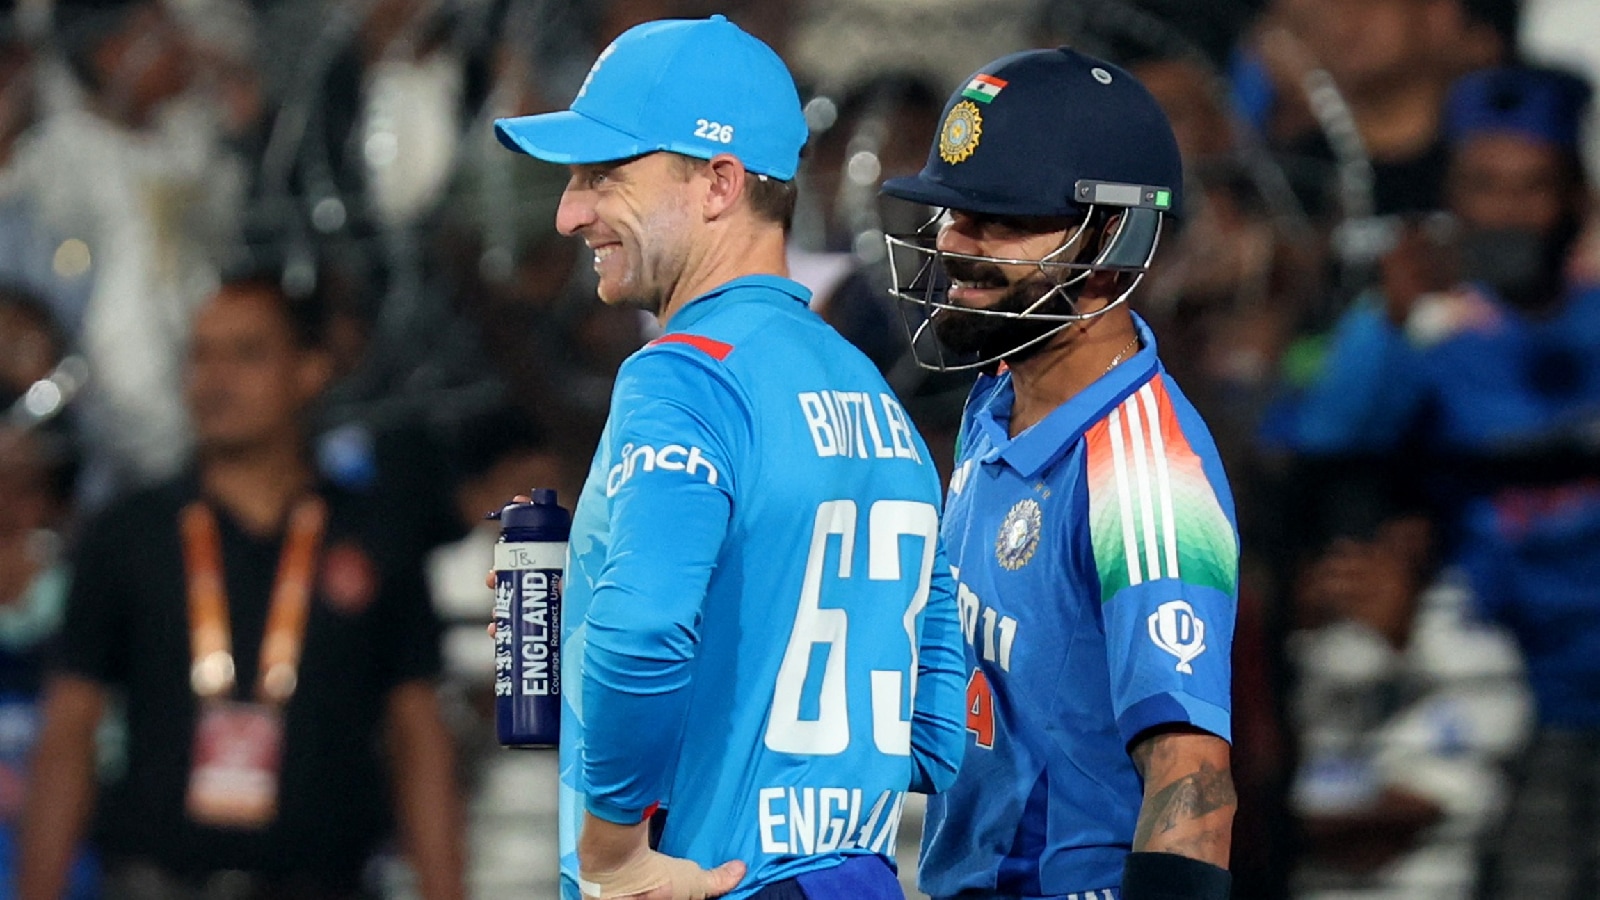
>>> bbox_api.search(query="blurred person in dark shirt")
[1280,64,1600,900]
[1234,0,1517,217]
[17,271,466,900]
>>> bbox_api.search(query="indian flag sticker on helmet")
[962,73,1008,104]
[940,101,983,164]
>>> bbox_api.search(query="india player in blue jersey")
[881,49,1238,900]
[493,16,967,900]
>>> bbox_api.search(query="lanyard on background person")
[181,497,327,705]
[178,496,328,829]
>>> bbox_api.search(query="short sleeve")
[1083,381,1238,746]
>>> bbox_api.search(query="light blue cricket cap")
[494,15,808,181]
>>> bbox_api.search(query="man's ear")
[1095,212,1124,255]
[1078,212,1140,306]
[700,153,749,222]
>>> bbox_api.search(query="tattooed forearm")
[1129,730,1237,865]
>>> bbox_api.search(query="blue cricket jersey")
[920,315,1238,899]
[557,275,967,899]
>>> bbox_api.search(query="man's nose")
[936,214,981,255]
[555,189,595,237]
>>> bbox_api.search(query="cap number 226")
[694,119,735,143]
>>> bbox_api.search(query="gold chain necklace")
[1103,335,1142,374]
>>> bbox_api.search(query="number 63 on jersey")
[763,499,940,757]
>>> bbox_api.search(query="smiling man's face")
[556,153,699,315]
[930,210,1082,358]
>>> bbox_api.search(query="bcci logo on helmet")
[939,101,983,164]
[1147,600,1206,673]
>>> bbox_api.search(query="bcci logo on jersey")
[995,498,1041,570]
[1148,600,1206,673]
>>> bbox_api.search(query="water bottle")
[492,489,570,748]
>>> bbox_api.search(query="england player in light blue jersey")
[494,16,967,900]
[882,49,1238,900]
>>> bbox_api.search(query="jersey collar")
[971,313,1162,479]
[667,274,812,333]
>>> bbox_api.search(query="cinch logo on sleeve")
[605,442,721,496]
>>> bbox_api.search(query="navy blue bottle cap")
[499,489,571,533]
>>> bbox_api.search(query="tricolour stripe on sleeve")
[1122,388,1164,583]
[1104,405,1144,586]
[1139,384,1182,580]
[1085,376,1237,600]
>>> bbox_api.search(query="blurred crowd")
[1,0,1599,897]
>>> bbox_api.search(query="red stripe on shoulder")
[649,333,733,360]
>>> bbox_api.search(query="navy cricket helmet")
[881,47,1184,371]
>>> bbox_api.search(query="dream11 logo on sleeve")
[1147,600,1206,674]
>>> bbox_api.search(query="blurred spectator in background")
[1287,484,1531,899]
[0,19,92,337]
[1236,0,1515,221]
[1287,64,1593,453]
[801,72,946,375]
[18,271,465,900]
[0,283,66,407]
[0,423,95,900]
[6,0,248,502]
[1281,63,1600,900]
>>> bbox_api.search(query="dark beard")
[931,270,1078,366]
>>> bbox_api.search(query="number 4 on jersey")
[965,668,995,749]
